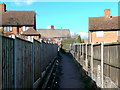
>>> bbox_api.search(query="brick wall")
[3,26,34,35]
[91,31,118,43]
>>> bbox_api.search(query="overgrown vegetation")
[76,35,84,43]
[61,35,84,50]
[0,29,3,35]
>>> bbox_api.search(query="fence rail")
[0,35,58,89]
[70,43,120,88]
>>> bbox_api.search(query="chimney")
[51,25,54,29]
[104,9,110,18]
[0,3,6,12]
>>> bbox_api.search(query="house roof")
[89,16,120,30]
[0,11,35,26]
[37,29,70,38]
[22,28,40,36]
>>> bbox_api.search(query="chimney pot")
[0,3,6,12]
[51,25,54,29]
[104,9,110,18]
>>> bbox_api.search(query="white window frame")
[118,31,120,36]
[96,31,104,37]
[22,26,26,31]
[22,26,29,31]
[4,26,12,31]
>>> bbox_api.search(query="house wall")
[34,36,39,40]
[0,27,3,31]
[118,36,120,41]
[91,31,118,43]
[2,26,34,35]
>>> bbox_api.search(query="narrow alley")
[51,51,98,89]
[57,52,85,88]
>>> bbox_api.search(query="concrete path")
[57,52,86,88]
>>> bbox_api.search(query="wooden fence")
[70,43,120,88]
[0,35,58,89]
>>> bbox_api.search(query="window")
[118,31,120,36]
[22,26,26,31]
[56,38,62,41]
[4,27,12,31]
[96,31,104,37]
[28,36,33,42]
[22,26,29,31]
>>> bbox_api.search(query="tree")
[76,35,82,43]
[0,29,3,35]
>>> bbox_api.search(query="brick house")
[89,9,120,44]
[0,3,40,40]
[37,25,70,45]
[21,28,41,41]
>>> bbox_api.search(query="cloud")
[26,0,35,5]
[2,0,119,2]
[13,0,35,6]
[46,25,51,29]
[77,32,88,39]
[14,0,22,6]
[70,32,75,36]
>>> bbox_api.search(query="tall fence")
[70,43,120,88]
[0,35,58,89]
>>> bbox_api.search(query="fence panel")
[118,45,120,87]
[103,46,110,77]
[2,36,14,88]
[109,45,117,86]
[70,43,120,88]
[33,40,41,82]
[14,37,33,88]
[108,45,119,87]
[0,35,58,89]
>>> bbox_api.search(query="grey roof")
[89,16,120,30]
[22,28,40,36]
[0,11,35,26]
[37,29,70,38]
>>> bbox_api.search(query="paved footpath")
[56,52,86,88]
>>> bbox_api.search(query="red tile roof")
[89,16,120,30]
[37,29,70,38]
[22,28,40,36]
[1,11,35,26]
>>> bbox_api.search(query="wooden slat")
[1,36,14,89]
[0,36,58,89]
[15,37,33,88]
[0,36,2,89]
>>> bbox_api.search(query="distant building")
[89,9,120,44]
[21,28,41,41]
[37,25,70,45]
[82,38,88,43]
[0,3,40,41]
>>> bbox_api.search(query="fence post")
[70,44,71,51]
[13,37,17,88]
[80,44,81,56]
[0,36,2,90]
[86,43,88,71]
[101,42,104,88]
[32,40,34,88]
[82,44,83,57]
[91,43,93,79]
